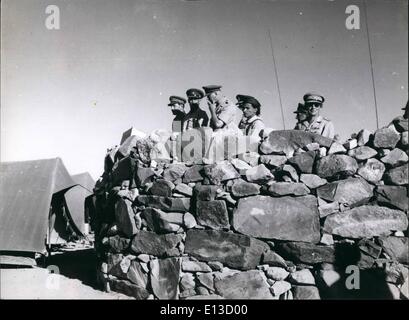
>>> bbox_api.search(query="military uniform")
[238,95,265,137]
[168,95,187,133]
[305,115,335,139]
[183,88,209,131]
[242,115,265,136]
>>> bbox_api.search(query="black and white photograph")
[0,0,408,303]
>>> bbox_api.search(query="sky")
[1,0,408,179]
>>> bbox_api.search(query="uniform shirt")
[305,115,335,139]
[242,115,265,137]
[211,96,242,131]
[183,107,209,131]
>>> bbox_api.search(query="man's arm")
[208,103,224,128]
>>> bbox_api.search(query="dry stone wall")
[94,115,408,300]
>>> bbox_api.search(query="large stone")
[115,198,138,237]
[381,148,408,167]
[183,212,197,229]
[131,231,182,257]
[112,156,136,186]
[277,242,335,265]
[182,165,204,183]
[376,185,408,211]
[233,195,320,243]
[214,270,272,299]
[106,236,130,253]
[343,139,358,150]
[328,142,347,155]
[281,164,299,182]
[373,127,400,149]
[196,200,229,229]
[182,259,212,272]
[270,281,292,296]
[267,182,310,196]
[317,198,339,218]
[300,174,327,189]
[109,278,149,300]
[323,205,408,238]
[197,273,215,291]
[137,195,190,212]
[260,130,333,157]
[149,179,175,197]
[194,185,220,201]
[231,179,261,198]
[316,177,374,207]
[287,151,316,174]
[384,164,409,185]
[174,183,193,197]
[127,260,149,288]
[203,161,240,185]
[265,267,289,281]
[377,237,409,264]
[184,229,269,270]
[142,208,184,233]
[230,158,252,173]
[163,163,188,183]
[180,273,195,292]
[289,269,316,285]
[315,155,358,179]
[262,250,288,268]
[349,146,378,161]
[245,164,273,183]
[292,286,321,300]
[238,151,260,167]
[357,158,385,184]
[149,257,180,299]
[135,167,155,187]
[259,155,288,168]
[357,129,372,146]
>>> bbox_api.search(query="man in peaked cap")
[202,85,242,131]
[293,103,309,130]
[302,92,335,139]
[168,95,187,133]
[182,88,209,131]
[238,95,265,137]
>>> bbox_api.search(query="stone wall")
[94,115,408,300]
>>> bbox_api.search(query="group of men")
[167,85,335,139]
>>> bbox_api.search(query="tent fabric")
[65,172,95,234]
[0,158,77,253]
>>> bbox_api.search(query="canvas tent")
[0,158,87,254]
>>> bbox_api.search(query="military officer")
[183,88,209,131]
[293,103,309,130]
[168,95,187,133]
[303,92,335,139]
[202,85,242,131]
[238,95,265,137]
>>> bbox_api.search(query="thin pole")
[268,28,286,129]
[363,0,380,129]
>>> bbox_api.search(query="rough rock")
[107,235,130,253]
[315,155,358,179]
[184,229,269,270]
[373,127,400,149]
[149,179,175,197]
[245,164,274,183]
[174,183,193,197]
[381,148,408,167]
[349,146,378,161]
[149,257,180,299]
[375,185,408,211]
[182,260,213,272]
[265,267,289,281]
[214,270,272,299]
[142,208,184,233]
[163,163,188,183]
[300,174,327,189]
[260,130,333,156]
[131,231,182,257]
[127,260,149,288]
[197,273,215,291]
[231,179,261,197]
[111,156,136,186]
[317,198,339,218]
[270,281,292,296]
[230,158,252,173]
[289,269,316,285]
[384,164,408,185]
[292,286,321,300]
[137,195,190,212]
[182,165,204,183]
[203,161,240,185]
[238,152,260,167]
[277,242,335,265]
[357,158,385,184]
[183,212,197,229]
[267,182,310,196]
[261,250,288,268]
[343,139,358,150]
[323,205,408,238]
[196,200,229,229]
[109,278,150,300]
[281,164,299,182]
[208,261,223,271]
[316,177,374,208]
[194,185,221,201]
[115,198,138,237]
[320,234,334,246]
[233,195,320,243]
[287,151,316,174]
[328,142,347,155]
[259,155,288,168]
[357,129,372,146]
[135,167,155,187]
[179,273,196,292]
[377,237,409,264]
